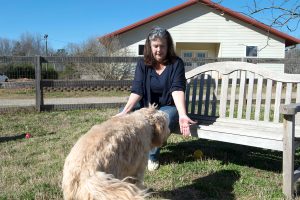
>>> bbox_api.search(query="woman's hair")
[144,26,177,66]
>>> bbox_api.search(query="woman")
[116,26,196,171]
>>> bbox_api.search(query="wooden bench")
[184,61,300,199]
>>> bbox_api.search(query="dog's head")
[139,106,171,147]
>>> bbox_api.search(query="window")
[183,52,193,58]
[196,52,206,58]
[246,46,258,57]
[138,45,144,55]
[181,50,208,68]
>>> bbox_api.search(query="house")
[99,0,300,73]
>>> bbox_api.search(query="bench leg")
[283,115,295,199]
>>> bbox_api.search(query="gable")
[112,3,285,59]
[99,0,300,47]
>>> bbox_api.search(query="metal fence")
[0,56,299,112]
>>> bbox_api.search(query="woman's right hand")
[113,111,127,117]
[113,93,141,118]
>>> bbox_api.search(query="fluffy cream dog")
[62,106,170,200]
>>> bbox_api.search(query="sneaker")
[147,160,159,171]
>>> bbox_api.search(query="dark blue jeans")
[119,105,179,162]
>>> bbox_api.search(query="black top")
[131,57,186,107]
[150,68,168,106]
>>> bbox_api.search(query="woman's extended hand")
[113,111,127,118]
[179,115,197,137]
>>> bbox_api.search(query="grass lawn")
[0,108,299,199]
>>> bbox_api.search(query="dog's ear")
[151,112,170,147]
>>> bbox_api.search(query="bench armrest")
[280,103,300,115]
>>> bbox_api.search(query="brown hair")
[143,26,177,66]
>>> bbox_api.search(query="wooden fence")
[0,56,297,112]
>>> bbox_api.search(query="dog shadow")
[0,133,26,143]
[0,132,57,143]
[153,169,240,200]
[160,138,287,172]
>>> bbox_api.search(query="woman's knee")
[159,106,179,132]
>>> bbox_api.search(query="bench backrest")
[185,61,300,123]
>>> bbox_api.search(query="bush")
[5,64,59,80]
[42,68,58,79]
[6,65,35,79]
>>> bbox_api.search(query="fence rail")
[0,56,292,64]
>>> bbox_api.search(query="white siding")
[117,3,286,71]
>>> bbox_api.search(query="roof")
[99,0,300,46]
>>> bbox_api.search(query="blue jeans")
[119,105,179,162]
[148,106,178,162]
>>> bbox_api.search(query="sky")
[1,0,299,50]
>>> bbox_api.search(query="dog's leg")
[133,159,148,190]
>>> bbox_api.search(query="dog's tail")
[76,172,149,200]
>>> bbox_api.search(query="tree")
[0,38,14,56]
[68,37,134,80]
[17,32,47,56]
[216,0,300,34]
[0,32,54,56]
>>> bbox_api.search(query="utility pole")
[44,34,48,71]
[44,34,48,56]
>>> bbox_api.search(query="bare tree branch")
[70,37,134,80]
[216,0,300,33]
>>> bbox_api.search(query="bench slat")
[254,76,263,121]
[196,128,283,151]
[297,83,300,102]
[200,125,282,141]
[213,117,281,127]
[246,72,255,120]
[229,71,238,118]
[185,79,191,112]
[219,75,229,117]
[211,71,219,116]
[191,116,300,137]
[204,72,212,116]
[191,77,198,114]
[264,79,273,122]
[274,82,283,123]
[197,74,205,115]
[285,83,292,105]
[296,83,300,125]
[237,71,246,119]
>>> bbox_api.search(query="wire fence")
[0,56,299,112]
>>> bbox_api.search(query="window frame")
[246,46,258,57]
[138,44,144,56]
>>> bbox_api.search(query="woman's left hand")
[179,115,197,137]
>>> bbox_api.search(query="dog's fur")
[62,106,170,200]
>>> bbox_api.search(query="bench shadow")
[151,169,240,200]
[160,137,288,172]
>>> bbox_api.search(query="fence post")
[35,56,43,112]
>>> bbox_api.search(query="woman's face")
[150,38,167,63]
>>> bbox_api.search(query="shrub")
[6,64,35,79]
[42,68,58,79]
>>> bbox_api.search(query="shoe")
[147,160,159,171]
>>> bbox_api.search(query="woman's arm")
[115,59,145,117]
[115,93,142,117]
[172,90,196,136]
